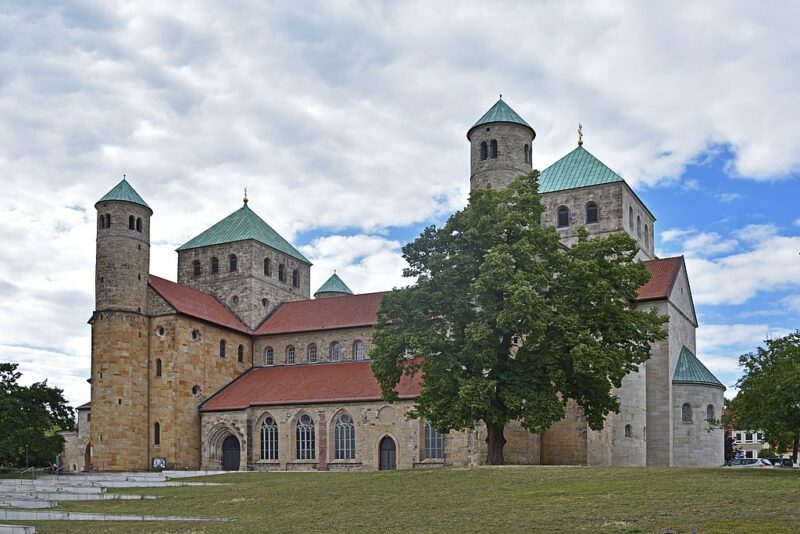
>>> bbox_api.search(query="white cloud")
[716,192,743,203]
[793,218,800,227]
[660,228,694,243]
[733,224,778,242]
[1,1,800,405]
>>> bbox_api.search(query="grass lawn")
[12,466,800,533]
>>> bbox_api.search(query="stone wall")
[611,363,647,466]
[147,309,251,470]
[539,182,654,260]
[90,311,150,471]
[254,326,374,366]
[95,200,151,313]
[469,122,534,190]
[177,240,311,329]
[59,408,91,472]
[540,400,589,465]
[671,383,725,467]
[201,400,477,471]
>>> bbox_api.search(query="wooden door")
[379,436,396,470]
[222,435,240,471]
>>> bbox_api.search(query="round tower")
[94,178,152,313]
[467,97,536,191]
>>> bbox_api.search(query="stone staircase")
[0,471,227,524]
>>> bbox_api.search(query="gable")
[667,262,697,326]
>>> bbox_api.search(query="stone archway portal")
[222,434,240,471]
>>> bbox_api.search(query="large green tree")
[726,331,800,462]
[370,172,666,464]
[0,362,74,467]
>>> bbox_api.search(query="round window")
[340,414,351,424]
[156,326,165,337]
[192,330,200,341]
[300,414,312,425]
[192,385,200,395]
[265,417,274,426]
[262,298,269,307]
[232,295,240,305]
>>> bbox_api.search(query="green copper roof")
[467,99,534,139]
[315,273,353,296]
[539,146,625,193]
[96,179,151,211]
[673,346,726,390]
[177,203,311,264]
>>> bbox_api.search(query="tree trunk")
[485,422,507,465]
[792,434,799,464]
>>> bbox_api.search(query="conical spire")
[314,272,353,298]
[467,98,534,140]
[95,177,151,212]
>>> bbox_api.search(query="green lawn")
[13,466,800,533]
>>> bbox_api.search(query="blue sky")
[0,1,798,405]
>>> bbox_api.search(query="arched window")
[154,422,160,446]
[229,254,237,272]
[330,342,341,362]
[706,404,715,421]
[211,257,219,274]
[296,414,315,460]
[644,224,650,249]
[585,202,598,224]
[192,260,201,277]
[334,413,355,460]
[308,344,318,363]
[682,403,692,423]
[98,215,104,230]
[265,347,274,366]
[155,358,162,377]
[292,269,299,288]
[424,421,445,460]
[128,215,135,230]
[524,144,529,163]
[136,217,142,232]
[237,344,244,363]
[219,339,226,358]
[624,424,632,438]
[104,214,111,228]
[637,215,642,239]
[480,141,488,161]
[628,207,633,229]
[278,264,285,282]
[557,206,570,228]
[264,258,271,276]
[353,340,365,360]
[260,416,278,460]
[286,346,295,365]
[490,139,498,159]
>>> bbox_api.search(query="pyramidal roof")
[96,179,151,211]
[467,98,534,139]
[177,203,311,264]
[672,346,726,390]
[315,273,353,296]
[539,146,625,193]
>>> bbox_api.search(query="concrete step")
[0,501,57,509]
[0,523,36,533]
[0,509,226,522]
[0,493,160,502]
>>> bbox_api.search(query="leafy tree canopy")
[0,362,75,467]
[370,172,666,464]
[726,331,800,461]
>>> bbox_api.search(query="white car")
[724,458,773,468]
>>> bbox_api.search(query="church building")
[61,99,725,472]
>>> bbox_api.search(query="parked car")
[769,457,797,468]
[723,458,773,468]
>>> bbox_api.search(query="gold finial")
[578,123,583,146]
[243,187,248,204]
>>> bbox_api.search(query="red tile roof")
[638,256,684,302]
[77,401,91,410]
[256,291,387,335]
[201,360,421,411]
[149,275,250,333]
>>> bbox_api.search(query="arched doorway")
[222,435,240,471]
[379,436,396,471]
[84,443,91,472]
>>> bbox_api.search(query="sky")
[0,1,798,407]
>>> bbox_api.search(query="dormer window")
[557,206,570,228]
